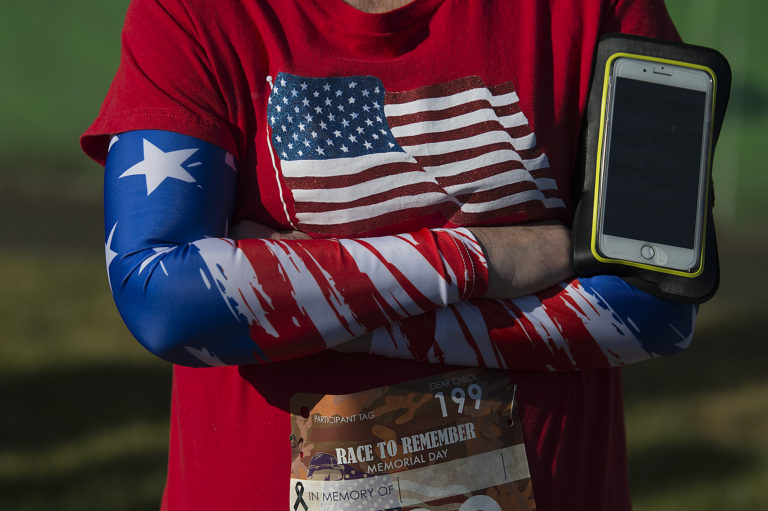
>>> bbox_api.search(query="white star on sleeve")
[184,346,226,367]
[119,139,198,195]
[224,152,237,172]
[105,222,118,292]
[138,246,175,275]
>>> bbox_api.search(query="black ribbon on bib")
[294,481,308,511]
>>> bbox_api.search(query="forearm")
[469,221,574,298]
[361,219,695,371]
[366,275,697,371]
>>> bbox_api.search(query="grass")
[625,306,768,510]
[627,382,768,510]
[0,249,171,511]
[665,0,768,227]
[623,223,768,509]
[0,1,129,176]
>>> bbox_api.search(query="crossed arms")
[105,130,696,369]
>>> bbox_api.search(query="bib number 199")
[434,384,482,417]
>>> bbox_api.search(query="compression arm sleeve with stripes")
[105,130,696,368]
[367,276,696,371]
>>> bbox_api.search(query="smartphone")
[595,56,714,275]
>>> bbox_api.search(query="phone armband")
[571,34,731,303]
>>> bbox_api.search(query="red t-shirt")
[82,0,680,509]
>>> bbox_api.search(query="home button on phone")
[641,244,655,260]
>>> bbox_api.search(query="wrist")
[469,222,574,299]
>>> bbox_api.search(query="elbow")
[107,248,260,367]
[108,259,216,366]
[131,319,190,365]
[633,298,698,358]
[578,275,698,360]
[114,293,203,366]
[119,300,238,367]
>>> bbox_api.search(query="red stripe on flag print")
[280,154,458,235]
[298,205,459,239]
[284,160,431,190]
[385,76,564,225]
[292,182,457,215]
[394,121,533,149]
[385,99,527,128]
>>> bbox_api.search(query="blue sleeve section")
[578,275,698,357]
[104,130,267,366]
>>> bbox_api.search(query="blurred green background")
[1,1,766,509]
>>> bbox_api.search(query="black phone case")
[571,34,731,303]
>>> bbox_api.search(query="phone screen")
[602,77,707,249]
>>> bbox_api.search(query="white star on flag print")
[119,138,199,195]
[267,73,565,236]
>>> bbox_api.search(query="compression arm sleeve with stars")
[105,130,696,369]
[105,130,489,367]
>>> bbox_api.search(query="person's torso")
[162,2,629,510]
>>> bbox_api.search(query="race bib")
[288,368,536,510]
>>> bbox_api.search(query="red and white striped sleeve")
[192,227,489,362]
[367,275,697,372]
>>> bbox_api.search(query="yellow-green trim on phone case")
[589,52,717,278]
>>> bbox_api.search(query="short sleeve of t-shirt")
[81,0,241,164]
[601,0,681,41]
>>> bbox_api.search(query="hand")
[229,220,311,241]
[469,221,574,299]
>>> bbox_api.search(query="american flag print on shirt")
[267,73,565,236]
